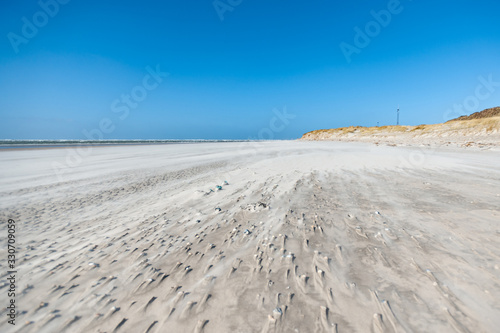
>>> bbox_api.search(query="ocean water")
[0,139,250,149]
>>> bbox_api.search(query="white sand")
[1,141,499,332]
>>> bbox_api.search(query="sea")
[0,139,251,149]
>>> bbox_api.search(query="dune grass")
[301,117,500,140]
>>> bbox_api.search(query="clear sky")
[1,0,499,140]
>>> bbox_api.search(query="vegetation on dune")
[447,107,500,122]
[301,107,500,140]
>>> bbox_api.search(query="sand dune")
[1,142,499,332]
[300,116,500,148]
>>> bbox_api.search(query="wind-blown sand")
[1,141,499,332]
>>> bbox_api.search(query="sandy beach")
[1,141,499,332]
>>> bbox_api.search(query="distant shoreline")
[0,140,258,151]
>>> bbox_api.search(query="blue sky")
[1,0,499,140]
